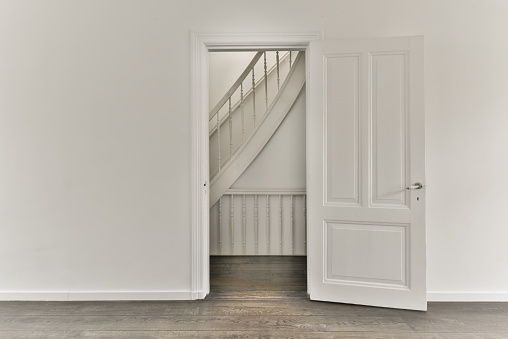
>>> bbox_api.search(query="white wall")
[1,0,508,301]
[209,52,256,110]
[231,89,306,190]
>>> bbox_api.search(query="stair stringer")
[210,53,305,207]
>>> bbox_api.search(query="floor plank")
[0,256,507,338]
[5,330,505,339]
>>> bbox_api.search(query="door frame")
[190,31,322,299]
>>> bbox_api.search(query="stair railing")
[209,51,296,178]
[211,189,307,255]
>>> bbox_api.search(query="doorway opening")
[207,50,307,298]
[190,31,320,300]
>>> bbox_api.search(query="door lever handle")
[406,182,424,190]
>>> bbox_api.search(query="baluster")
[264,52,268,110]
[304,194,307,254]
[290,194,294,255]
[230,194,234,253]
[219,197,222,254]
[266,195,270,254]
[289,51,292,69]
[217,111,221,170]
[242,194,246,253]
[279,195,282,254]
[228,97,233,156]
[252,68,256,127]
[254,195,259,254]
[276,51,280,90]
[240,83,245,143]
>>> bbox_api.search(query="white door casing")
[307,37,426,310]
[191,31,322,299]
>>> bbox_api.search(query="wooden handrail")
[209,51,263,121]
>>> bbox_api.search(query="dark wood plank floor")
[208,255,308,300]
[0,256,507,338]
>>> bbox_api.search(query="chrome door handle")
[406,182,424,190]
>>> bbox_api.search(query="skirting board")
[1,291,507,302]
[427,292,508,302]
[0,291,206,301]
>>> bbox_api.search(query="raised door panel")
[370,53,409,207]
[325,55,361,206]
[325,221,408,288]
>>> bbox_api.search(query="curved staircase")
[210,52,305,207]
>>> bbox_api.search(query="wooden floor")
[1,256,508,338]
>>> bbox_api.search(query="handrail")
[225,189,306,195]
[209,51,263,121]
[209,52,305,187]
[209,51,293,135]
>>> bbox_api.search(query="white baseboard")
[191,290,208,300]
[0,291,199,301]
[428,292,508,302]
[3,291,506,302]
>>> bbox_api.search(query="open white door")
[307,37,426,310]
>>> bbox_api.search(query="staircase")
[210,52,305,206]
[209,51,306,255]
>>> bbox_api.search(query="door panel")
[325,55,361,205]
[325,222,407,286]
[308,37,426,311]
[371,52,408,207]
